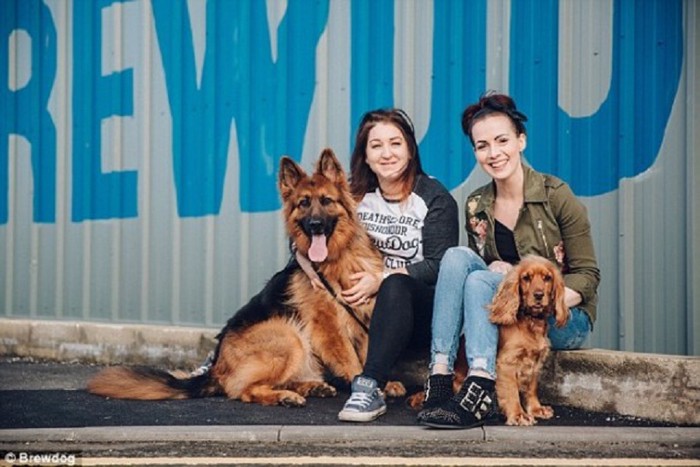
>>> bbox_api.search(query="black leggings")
[362,274,435,386]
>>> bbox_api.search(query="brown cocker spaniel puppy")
[489,255,569,426]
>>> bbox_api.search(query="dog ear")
[316,148,347,185]
[278,156,306,201]
[489,266,520,326]
[551,266,570,328]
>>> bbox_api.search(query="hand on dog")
[564,286,582,308]
[488,260,513,275]
[341,271,381,305]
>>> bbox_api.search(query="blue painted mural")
[510,0,683,195]
[1,0,57,223]
[0,0,683,224]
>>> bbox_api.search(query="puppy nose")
[534,291,545,301]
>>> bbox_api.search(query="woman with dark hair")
[330,108,459,422]
[417,92,600,429]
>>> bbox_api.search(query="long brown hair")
[349,108,425,201]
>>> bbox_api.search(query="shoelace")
[189,364,211,378]
[346,391,375,409]
[189,351,214,377]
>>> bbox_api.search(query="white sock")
[431,363,450,376]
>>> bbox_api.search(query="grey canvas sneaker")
[189,351,215,377]
[338,375,387,422]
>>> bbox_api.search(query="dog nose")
[307,218,324,234]
[534,291,544,301]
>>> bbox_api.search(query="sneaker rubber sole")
[337,404,387,422]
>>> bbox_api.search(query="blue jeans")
[430,246,591,379]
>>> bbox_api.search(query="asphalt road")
[1,358,699,464]
[0,358,685,429]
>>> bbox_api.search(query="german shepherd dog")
[87,149,390,407]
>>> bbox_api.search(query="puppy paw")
[405,390,426,410]
[530,405,554,420]
[506,412,535,426]
[384,380,406,398]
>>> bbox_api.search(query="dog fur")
[489,255,569,425]
[87,149,399,406]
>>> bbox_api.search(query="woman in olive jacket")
[417,92,600,429]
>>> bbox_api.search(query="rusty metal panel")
[1,0,697,355]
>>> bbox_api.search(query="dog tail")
[87,366,218,400]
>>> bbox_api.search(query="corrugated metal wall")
[1,0,698,356]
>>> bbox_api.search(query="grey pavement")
[1,319,699,463]
[1,358,699,463]
[2,318,699,424]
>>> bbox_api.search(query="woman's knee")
[379,273,413,294]
[376,274,414,311]
[440,246,482,273]
[372,275,416,331]
[465,269,502,293]
[548,308,591,350]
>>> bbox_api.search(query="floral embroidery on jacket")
[554,240,568,273]
[467,197,487,256]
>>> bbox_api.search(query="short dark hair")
[461,92,528,146]
[349,108,424,200]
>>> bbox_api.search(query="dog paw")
[405,391,426,410]
[384,381,406,398]
[506,412,535,426]
[308,383,337,398]
[278,393,307,408]
[530,405,554,420]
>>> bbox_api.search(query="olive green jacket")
[465,164,600,325]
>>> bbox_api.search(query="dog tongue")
[308,235,328,263]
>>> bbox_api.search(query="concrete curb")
[1,318,699,425]
[540,349,700,425]
[0,318,217,368]
[1,426,699,444]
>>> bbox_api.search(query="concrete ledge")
[540,349,700,425]
[1,318,698,425]
[0,318,216,368]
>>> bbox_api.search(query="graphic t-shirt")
[358,191,427,270]
[356,175,459,286]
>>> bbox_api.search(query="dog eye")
[298,197,311,208]
[543,274,552,282]
[521,273,531,282]
[320,196,333,206]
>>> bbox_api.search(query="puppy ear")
[278,156,306,201]
[489,266,520,326]
[552,266,570,328]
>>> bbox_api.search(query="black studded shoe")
[418,376,495,429]
[416,374,454,422]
